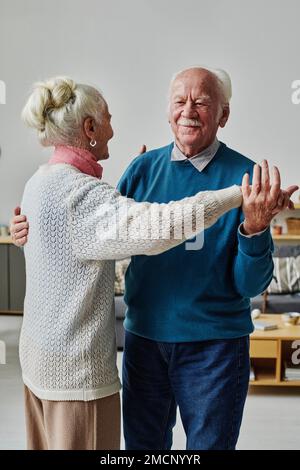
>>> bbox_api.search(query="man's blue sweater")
[117,142,274,342]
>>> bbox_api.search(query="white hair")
[167,66,232,117]
[205,67,232,103]
[22,76,106,147]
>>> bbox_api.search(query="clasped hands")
[9,159,299,245]
[241,160,298,235]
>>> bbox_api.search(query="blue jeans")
[122,331,250,450]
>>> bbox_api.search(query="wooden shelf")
[250,365,300,386]
[272,234,300,241]
[0,310,23,315]
[251,379,278,386]
[251,380,300,387]
[0,236,12,244]
[250,315,300,387]
[252,368,277,385]
[280,380,300,386]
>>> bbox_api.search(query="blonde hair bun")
[22,76,77,132]
[47,77,76,109]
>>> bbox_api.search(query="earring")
[90,139,97,147]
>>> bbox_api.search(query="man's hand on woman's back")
[10,206,28,247]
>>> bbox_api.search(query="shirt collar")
[171,138,220,172]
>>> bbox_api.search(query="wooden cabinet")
[0,240,25,314]
[250,314,300,387]
[250,340,278,358]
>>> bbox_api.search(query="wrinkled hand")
[271,187,298,215]
[9,206,28,247]
[241,160,298,235]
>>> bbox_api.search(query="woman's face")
[95,105,114,160]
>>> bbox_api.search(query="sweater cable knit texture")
[20,163,241,401]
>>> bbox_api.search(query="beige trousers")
[24,385,121,450]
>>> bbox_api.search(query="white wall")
[0,0,299,224]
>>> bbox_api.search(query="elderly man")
[11,67,297,450]
[116,67,297,450]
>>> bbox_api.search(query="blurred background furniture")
[0,238,26,314]
[249,313,300,387]
[251,244,300,314]
[1,203,300,351]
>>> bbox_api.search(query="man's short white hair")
[168,66,232,107]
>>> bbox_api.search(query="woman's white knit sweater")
[20,163,242,401]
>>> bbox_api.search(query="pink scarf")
[49,145,103,179]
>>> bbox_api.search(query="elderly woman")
[13,75,285,450]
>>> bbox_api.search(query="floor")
[0,315,300,450]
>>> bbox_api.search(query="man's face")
[168,69,228,156]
